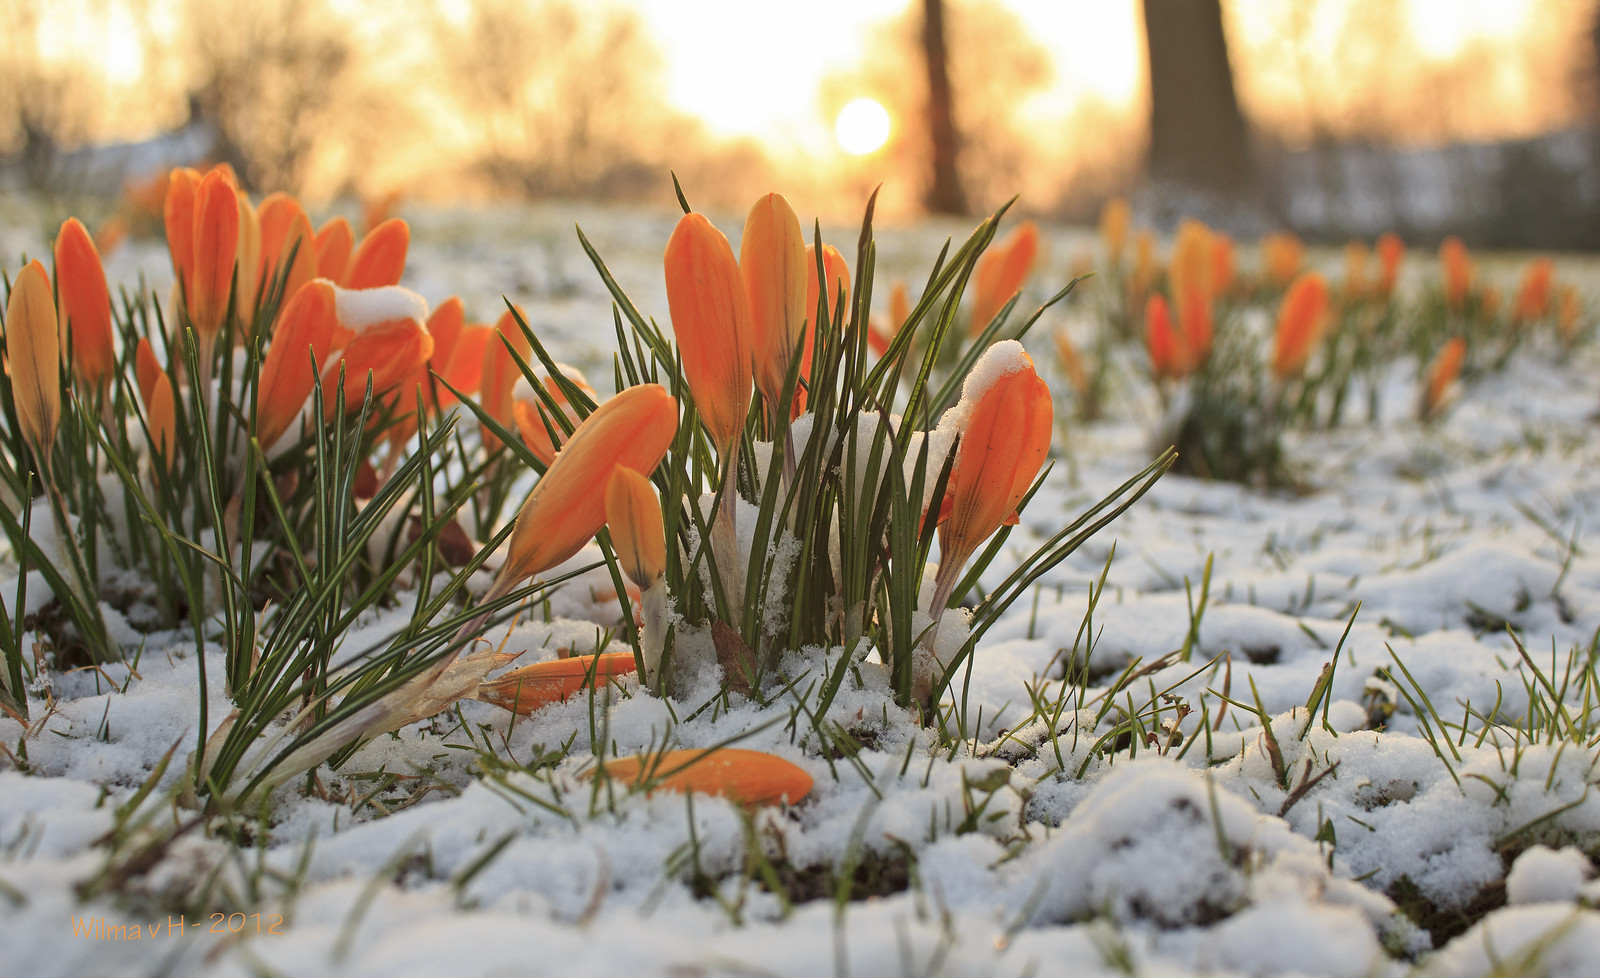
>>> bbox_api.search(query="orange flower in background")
[189,168,240,341]
[1132,229,1159,298]
[1421,336,1466,421]
[499,382,679,588]
[1271,272,1331,380]
[147,370,177,470]
[1178,290,1214,369]
[255,280,340,448]
[605,465,666,590]
[594,747,813,809]
[1211,232,1235,296]
[315,217,355,283]
[1513,258,1554,324]
[1343,241,1369,298]
[970,220,1040,334]
[1053,326,1088,395]
[478,653,639,716]
[344,218,410,290]
[5,260,61,463]
[932,341,1052,610]
[740,193,808,417]
[868,279,912,356]
[1261,232,1303,287]
[1099,197,1130,263]
[135,338,163,407]
[424,297,491,408]
[1558,284,1582,343]
[320,287,433,418]
[1145,293,1186,380]
[512,364,596,465]
[794,242,850,409]
[258,194,317,304]
[163,167,200,293]
[664,212,753,454]
[1376,232,1405,297]
[53,217,115,392]
[478,306,532,450]
[1439,236,1473,311]
[1168,219,1213,317]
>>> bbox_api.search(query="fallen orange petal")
[477,652,638,715]
[592,747,813,809]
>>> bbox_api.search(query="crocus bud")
[499,383,679,588]
[1271,272,1330,380]
[795,243,851,406]
[256,279,340,448]
[1099,197,1130,263]
[321,286,433,417]
[1145,293,1186,380]
[189,168,240,341]
[1376,232,1404,297]
[344,218,409,289]
[741,193,808,418]
[5,260,60,463]
[163,167,200,293]
[1261,232,1303,287]
[1440,236,1473,311]
[1421,336,1466,421]
[477,653,639,716]
[53,217,115,392]
[592,747,812,809]
[315,217,354,283]
[147,370,176,469]
[931,341,1051,612]
[664,213,752,455]
[971,220,1040,334]
[1513,258,1554,325]
[605,466,666,590]
[1168,219,1213,324]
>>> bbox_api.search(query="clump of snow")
[332,283,428,331]
[1422,905,1600,978]
[1506,846,1594,905]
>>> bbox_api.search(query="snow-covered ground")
[4,202,1600,977]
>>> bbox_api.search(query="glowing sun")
[835,98,891,155]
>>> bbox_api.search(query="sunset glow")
[835,98,891,155]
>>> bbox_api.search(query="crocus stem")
[712,441,743,615]
[449,573,518,667]
[928,554,964,631]
[639,578,668,691]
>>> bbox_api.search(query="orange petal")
[971,220,1039,334]
[53,217,115,391]
[147,370,176,469]
[189,169,240,339]
[1145,293,1186,380]
[593,747,813,809]
[256,279,339,448]
[605,466,666,590]
[477,653,639,715]
[1376,232,1405,297]
[134,337,163,407]
[665,212,753,454]
[344,218,409,289]
[741,193,808,416]
[315,217,354,283]
[1210,233,1235,296]
[259,195,317,306]
[1513,257,1554,324]
[1271,272,1330,380]
[500,383,678,586]
[1167,219,1213,327]
[5,260,60,460]
[1422,336,1466,420]
[163,167,199,292]
[795,242,849,412]
[479,307,531,450]
[320,290,434,418]
[234,188,262,320]
[439,322,491,403]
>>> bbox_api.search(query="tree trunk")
[921,0,968,215]
[1142,0,1253,194]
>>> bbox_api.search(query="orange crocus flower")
[477,652,639,716]
[741,193,808,419]
[970,220,1039,334]
[1271,272,1330,380]
[189,168,240,343]
[315,217,354,283]
[1376,232,1404,297]
[478,306,531,451]
[257,194,317,304]
[320,286,433,418]
[1099,196,1130,264]
[1513,258,1554,325]
[1168,219,1213,320]
[53,217,115,392]
[344,218,409,290]
[163,167,200,294]
[594,747,813,809]
[1145,293,1186,380]
[147,370,177,470]
[5,260,60,463]
[1211,232,1235,296]
[1053,326,1088,395]
[1421,336,1466,421]
[134,338,163,407]
[605,466,666,590]
[439,325,491,405]
[1261,232,1303,287]
[1131,229,1159,298]
[1558,285,1582,343]
[664,212,753,455]
[791,242,850,411]
[255,279,340,448]
[1439,236,1473,311]
[498,382,679,589]
[512,364,595,465]
[931,341,1052,613]
[868,279,912,357]
[1178,291,1213,370]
